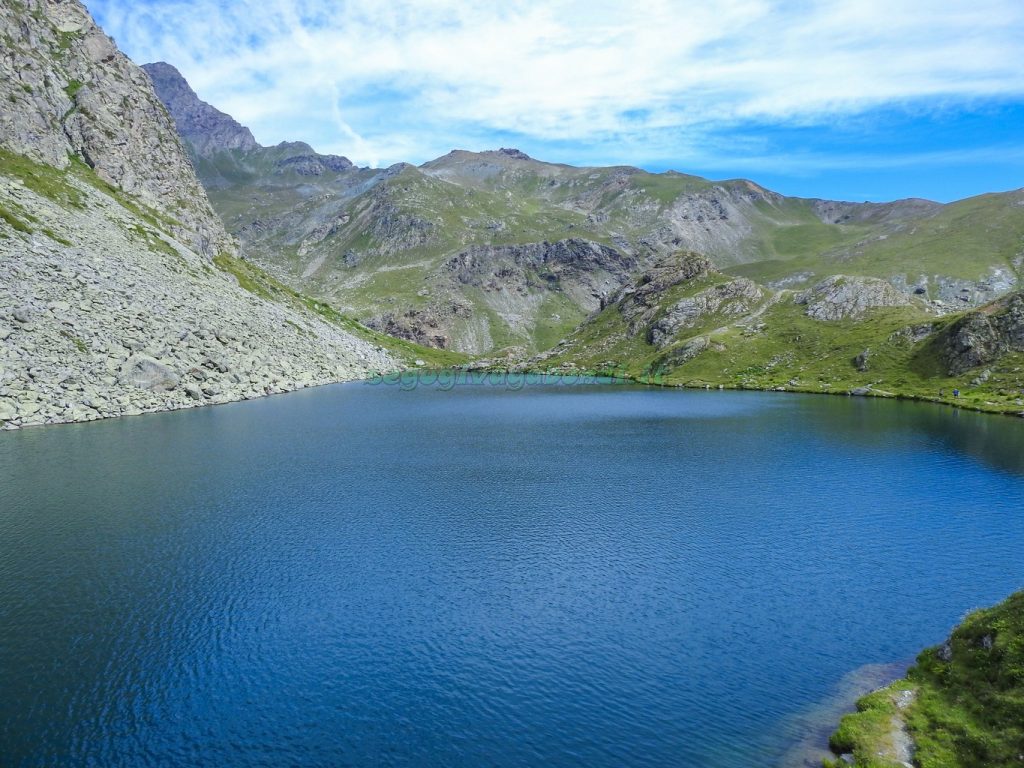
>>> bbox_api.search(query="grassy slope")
[538,269,1024,416]
[732,189,1024,288]
[192,150,913,355]
[188,145,1022,360]
[211,251,468,368]
[826,590,1024,768]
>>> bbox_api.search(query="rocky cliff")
[936,292,1024,375]
[0,1,231,256]
[0,0,398,428]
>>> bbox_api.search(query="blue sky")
[86,0,1024,202]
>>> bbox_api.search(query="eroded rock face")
[940,293,1024,374]
[795,275,913,321]
[445,238,635,299]
[0,0,232,257]
[610,252,715,335]
[366,301,473,349]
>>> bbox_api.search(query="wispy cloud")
[87,0,1024,181]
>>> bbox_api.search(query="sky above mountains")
[86,0,1024,202]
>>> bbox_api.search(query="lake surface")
[2,379,1024,767]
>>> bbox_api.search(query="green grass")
[0,204,33,234]
[540,261,1024,415]
[825,682,918,768]
[63,79,83,99]
[732,190,1024,287]
[213,251,468,368]
[57,30,81,51]
[826,591,1024,768]
[41,227,71,245]
[0,147,84,208]
[60,330,89,353]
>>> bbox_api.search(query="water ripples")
[1,384,1023,767]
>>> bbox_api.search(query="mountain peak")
[495,147,532,160]
[142,62,259,157]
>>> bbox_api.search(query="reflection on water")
[1,383,1023,768]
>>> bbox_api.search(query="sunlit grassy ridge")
[211,251,468,368]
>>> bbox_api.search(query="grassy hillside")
[732,189,1024,293]
[536,253,1024,416]
[826,590,1024,768]
[177,137,1024,356]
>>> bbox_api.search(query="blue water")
[1,381,1023,767]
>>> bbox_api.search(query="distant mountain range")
[146,62,1022,361]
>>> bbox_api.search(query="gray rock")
[141,62,260,157]
[661,336,709,367]
[939,293,1024,375]
[854,349,870,372]
[795,276,914,321]
[119,355,179,392]
[937,642,953,662]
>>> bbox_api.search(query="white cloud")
[87,0,1024,168]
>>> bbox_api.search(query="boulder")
[119,355,179,392]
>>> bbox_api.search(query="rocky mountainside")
[142,62,258,157]
[144,62,357,189]
[0,3,230,256]
[0,0,402,429]
[145,72,1023,356]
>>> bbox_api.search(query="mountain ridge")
[143,66,1022,356]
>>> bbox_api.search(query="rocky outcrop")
[0,1,231,257]
[795,275,914,320]
[811,197,941,225]
[608,252,715,334]
[938,292,1024,374]
[142,62,259,157]
[366,301,473,349]
[648,278,763,347]
[273,145,354,176]
[445,238,635,294]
